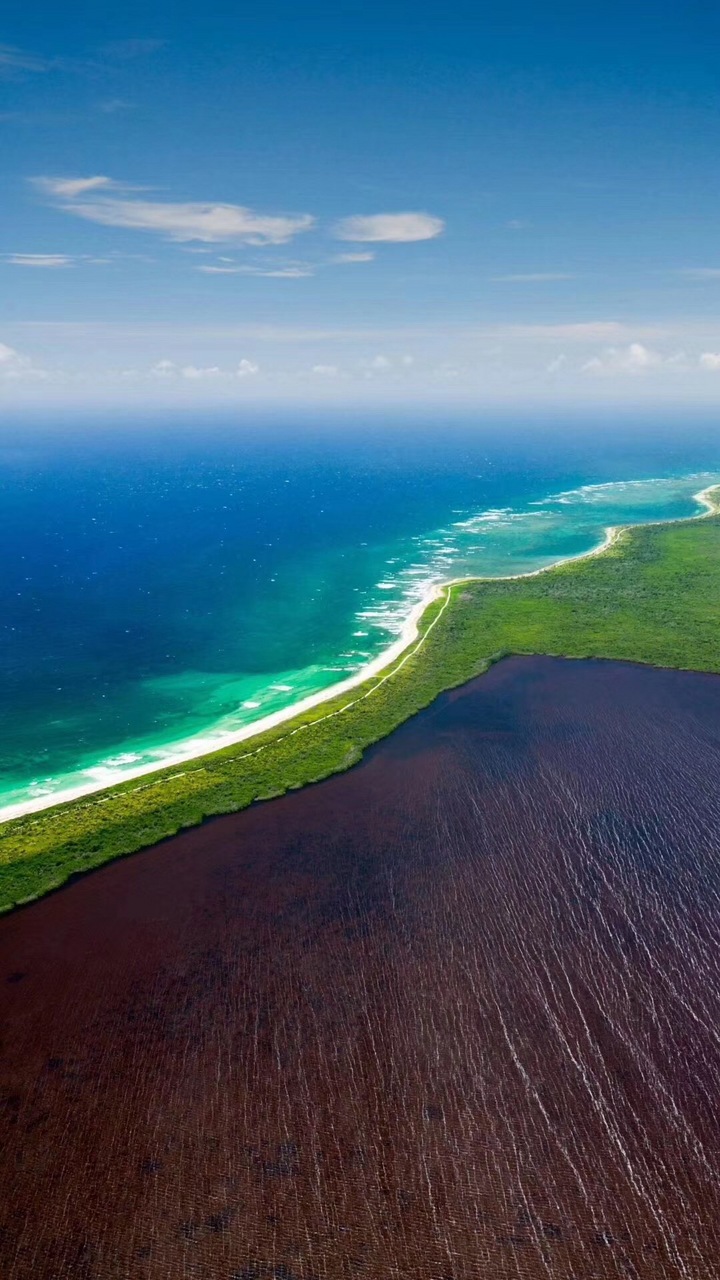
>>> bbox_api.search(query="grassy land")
[2,503,720,913]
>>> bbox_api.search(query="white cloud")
[150,359,177,377]
[249,266,314,279]
[149,357,257,380]
[356,353,413,372]
[582,343,664,375]
[334,212,444,243]
[19,317,720,404]
[616,343,663,370]
[359,355,393,373]
[181,364,221,379]
[492,272,576,283]
[0,342,28,367]
[332,251,375,263]
[4,253,75,268]
[506,219,531,230]
[198,264,314,277]
[196,265,243,275]
[678,268,720,280]
[0,341,46,380]
[70,199,314,245]
[99,98,131,114]
[39,176,316,245]
[36,176,115,198]
[0,45,49,75]
[546,354,567,373]
[3,251,116,268]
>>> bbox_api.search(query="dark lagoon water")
[1,655,719,1278]
[1,414,719,816]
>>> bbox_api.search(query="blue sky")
[3,0,720,406]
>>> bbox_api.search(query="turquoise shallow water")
[0,419,718,815]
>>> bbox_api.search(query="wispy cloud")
[492,272,576,283]
[199,254,376,276]
[36,175,117,199]
[334,212,444,243]
[36,175,316,246]
[332,251,375,263]
[0,44,49,76]
[3,250,116,268]
[503,322,637,341]
[242,266,314,277]
[99,39,165,60]
[3,253,75,268]
[678,268,720,280]
[98,98,132,115]
[195,266,244,275]
[197,264,314,277]
[14,320,442,343]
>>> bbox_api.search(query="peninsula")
[2,487,719,914]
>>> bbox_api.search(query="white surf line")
[10,584,453,829]
[3,484,717,827]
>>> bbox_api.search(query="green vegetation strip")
[2,503,720,913]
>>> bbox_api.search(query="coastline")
[0,483,716,827]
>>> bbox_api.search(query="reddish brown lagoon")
[1,656,719,1279]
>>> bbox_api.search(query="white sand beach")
[1,486,715,826]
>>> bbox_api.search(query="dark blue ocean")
[1,412,718,814]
